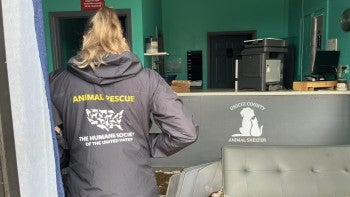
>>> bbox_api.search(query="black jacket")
[50,52,198,197]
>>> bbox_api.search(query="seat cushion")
[222,145,350,197]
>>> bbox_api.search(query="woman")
[50,6,198,197]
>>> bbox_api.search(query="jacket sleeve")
[51,101,70,169]
[56,131,70,169]
[50,71,70,169]
[149,74,199,157]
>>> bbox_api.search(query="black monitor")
[312,50,340,80]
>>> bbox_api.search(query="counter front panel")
[151,92,350,167]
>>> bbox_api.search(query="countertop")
[177,89,350,96]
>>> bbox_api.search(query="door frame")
[207,31,256,88]
[299,5,327,80]
[307,9,325,75]
[49,9,132,70]
[0,0,20,196]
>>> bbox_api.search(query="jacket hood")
[67,51,143,85]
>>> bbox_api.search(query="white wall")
[1,0,57,196]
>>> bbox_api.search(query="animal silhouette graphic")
[86,109,124,131]
[232,107,263,137]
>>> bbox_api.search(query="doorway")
[208,31,256,89]
[49,9,131,70]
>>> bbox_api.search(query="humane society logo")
[228,102,267,143]
[80,109,135,147]
[86,109,124,132]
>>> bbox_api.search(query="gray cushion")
[166,173,181,197]
[166,161,222,197]
[193,161,222,196]
[222,145,350,197]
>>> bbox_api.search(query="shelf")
[144,52,169,56]
[144,52,169,73]
[293,81,337,91]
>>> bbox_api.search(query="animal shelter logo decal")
[228,102,267,143]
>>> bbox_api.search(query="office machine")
[238,38,288,91]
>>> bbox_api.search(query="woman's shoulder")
[138,68,164,83]
[49,67,68,82]
[49,68,74,90]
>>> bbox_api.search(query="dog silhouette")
[232,107,263,137]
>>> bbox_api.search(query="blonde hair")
[74,6,130,69]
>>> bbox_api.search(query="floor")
[155,170,180,195]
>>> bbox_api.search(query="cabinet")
[187,50,202,88]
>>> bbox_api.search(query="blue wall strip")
[32,1,65,196]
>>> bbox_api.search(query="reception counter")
[178,89,350,95]
[151,90,350,168]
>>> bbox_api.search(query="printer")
[238,38,288,91]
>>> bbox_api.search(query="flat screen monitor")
[312,50,340,80]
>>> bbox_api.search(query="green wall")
[288,0,302,80]
[328,0,350,80]
[162,0,289,88]
[43,0,350,83]
[43,0,144,72]
[160,0,350,87]
[288,0,350,81]
[142,0,162,68]
[289,0,328,80]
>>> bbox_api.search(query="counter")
[178,90,350,95]
[151,90,350,168]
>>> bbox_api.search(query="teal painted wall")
[303,0,327,14]
[43,0,144,72]
[328,0,350,80]
[301,0,328,80]
[288,0,302,80]
[288,0,350,81]
[43,0,350,83]
[162,0,289,88]
[142,0,162,68]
